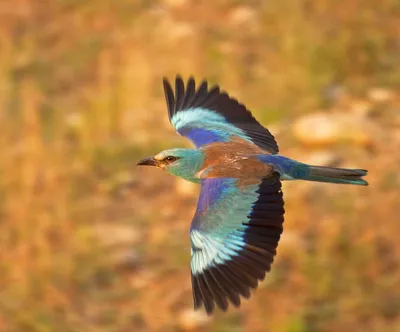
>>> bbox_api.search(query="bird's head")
[137,148,204,182]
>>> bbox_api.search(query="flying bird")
[137,76,368,314]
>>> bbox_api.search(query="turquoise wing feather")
[163,76,279,153]
[189,173,284,314]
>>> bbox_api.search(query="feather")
[163,76,279,153]
[189,173,284,313]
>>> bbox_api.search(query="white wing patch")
[190,229,245,275]
[171,108,250,139]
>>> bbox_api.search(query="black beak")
[137,157,158,167]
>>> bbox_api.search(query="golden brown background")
[0,1,399,331]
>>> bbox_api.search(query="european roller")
[137,76,368,314]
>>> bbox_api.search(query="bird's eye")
[164,156,177,162]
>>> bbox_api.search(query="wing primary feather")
[253,197,284,206]
[197,246,228,311]
[201,86,220,109]
[233,250,266,272]
[230,253,267,280]
[246,243,275,261]
[229,251,263,275]
[175,76,185,112]
[191,273,203,309]
[194,274,212,313]
[241,128,278,152]
[163,78,175,120]
[242,217,284,226]
[218,264,251,299]
[238,248,272,271]
[250,206,285,216]
[256,187,282,196]
[203,270,229,311]
[196,274,215,314]
[207,267,241,307]
[242,232,279,253]
[181,77,196,109]
[249,210,284,220]
[224,262,257,292]
[191,80,209,108]
[234,256,268,282]
[217,264,246,297]
[244,226,282,239]
[247,232,282,245]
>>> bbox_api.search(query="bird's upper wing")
[163,76,279,154]
[189,173,284,314]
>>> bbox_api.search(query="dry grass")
[0,1,399,331]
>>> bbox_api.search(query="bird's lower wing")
[189,174,285,314]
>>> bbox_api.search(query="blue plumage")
[192,178,234,217]
[188,175,284,313]
[172,108,252,147]
[137,75,368,315]
[257,154,368,185]
[164,78,279,153]
[179,127,221,147]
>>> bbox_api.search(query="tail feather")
[306,166,368,186]
[256,155,368,186]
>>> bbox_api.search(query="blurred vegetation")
[0,0,399,331]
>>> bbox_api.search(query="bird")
[137,76,368,315]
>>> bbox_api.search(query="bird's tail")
[257,155,368,186]
[298,165,368,185]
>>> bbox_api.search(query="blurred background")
[0,0,399,331]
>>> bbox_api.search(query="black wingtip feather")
[191,273,203,309]
[175,76,185,112]
[203,270,229,311]
[209,267,241,307]
[196,274,215,314]
[201,86,221,109]
[191,80,209,108]
[163,78,175,120]
[181,76,196,110]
